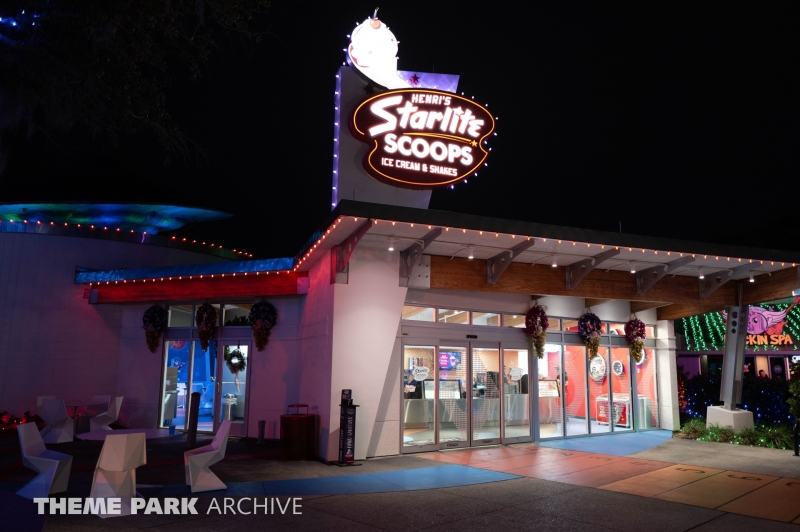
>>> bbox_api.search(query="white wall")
[585,300,631,322]
[656,319,680,430]
[0,232,227,419]
[243,296,304,438]
[327,248,408,461]
[537,295,585,318]
[117,304,164,427]
[295,254,335,456]
[406,288,530,314]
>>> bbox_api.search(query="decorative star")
[409,73,420,85]
[471,140,477,147]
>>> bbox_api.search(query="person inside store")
[404,370,422,399]
[758,369,768,378]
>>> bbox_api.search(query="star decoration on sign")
[409,73,420,85]
[471,140,478,147]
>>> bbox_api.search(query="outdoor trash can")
[222,394,237,421]
[280,404,316,460]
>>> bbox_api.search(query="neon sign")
[350,89,495,189]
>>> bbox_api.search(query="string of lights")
[0,219,252,258]
[679,302,800,353]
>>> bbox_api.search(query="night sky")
[3,2,799,258]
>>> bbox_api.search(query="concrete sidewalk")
[5,432,800,531]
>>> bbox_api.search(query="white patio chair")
[84,395,110,415]
[89,396,123,432]
[16,422,73,499]
[36,395,56,416]
[89,432,146,517]
[76,395,111,433]
[39,398,74,444]
[184,420,231,492]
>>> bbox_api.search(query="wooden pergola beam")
[630,301,671,314]
[657,303,725,321]
[742,266,799,304]
[430,256,738,306]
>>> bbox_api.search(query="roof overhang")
[293,201,800,320]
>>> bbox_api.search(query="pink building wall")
[0,232,227,419]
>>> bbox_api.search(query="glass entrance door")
[159,339,217,433]
[502,344,531,443]
[471,344,502,445]
[402,339,532,453]
[402,344,438,452]
[216,342,251,437]
[438,344,469,449]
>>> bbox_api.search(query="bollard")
[794,423,799,457]
[186,392,200,449]
[257,420,266,444]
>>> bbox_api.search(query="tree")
[0,0,270,173]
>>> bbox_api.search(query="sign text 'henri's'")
[350,89,495,189]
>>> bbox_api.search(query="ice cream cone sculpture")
[348,10,409,89]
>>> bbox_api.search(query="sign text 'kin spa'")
[350,89,495,189]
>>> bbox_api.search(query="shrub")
[733,427,760,446]
[703,424,736,443]
[679,418,708,439]
[755,425,794,450]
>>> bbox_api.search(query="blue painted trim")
[74,258,295,284]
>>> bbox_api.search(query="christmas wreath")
[624,317,646,363]
[578,311,602,358]
[142,305,168,353]
[249,300,278,351]
[525,305,549,359]
[195,303,218,350]
[224,347,247,374]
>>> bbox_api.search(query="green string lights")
[677,301,800,353]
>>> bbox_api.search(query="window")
[437,309,469,324]
[609,323,626,336]
[563,319,578,332]
[168,305,193,327]
[502,314,525,328]
[223,303,251,326]
[402,306,434,321]
[472,312,500,327]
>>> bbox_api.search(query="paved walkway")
[4,431,800,530]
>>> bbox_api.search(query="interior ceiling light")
[749,271,755,283]
[468,246,474,259]
[551,255,558,267]
[388,237,395,251]
[698,267,705,279]
[629,262,636,274]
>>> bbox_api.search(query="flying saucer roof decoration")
[0,204,232,234]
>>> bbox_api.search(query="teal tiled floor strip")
[132,465,520,497]
[537,430,673,456]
